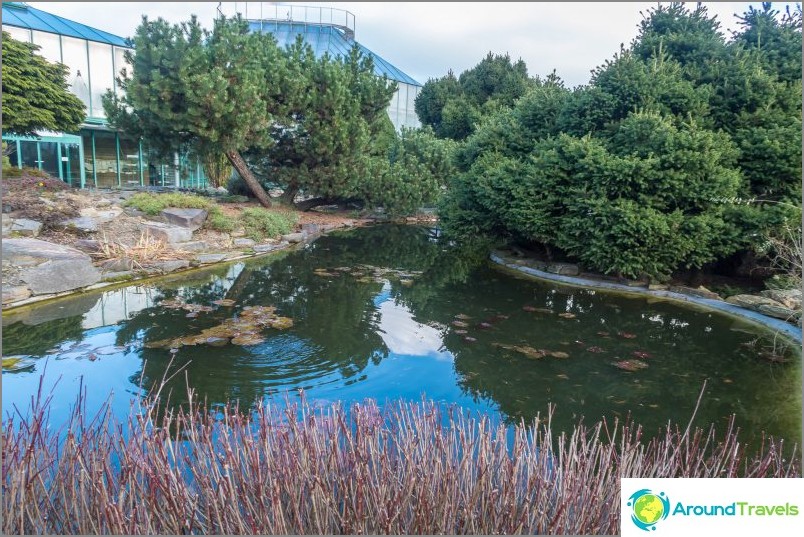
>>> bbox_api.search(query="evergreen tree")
[104,16,281,207]
[1,31,86,136]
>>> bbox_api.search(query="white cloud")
[27,1,797,87]
[375,291,451,360]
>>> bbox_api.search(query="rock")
[233,238,256,248]
[60,216,100,233]
[193,253,227,264]
[173,241,209,252]
[648,283,669,291]
[8,218,43,237]
[253,243,280,253]
[544,262,580,276]
[2,238,101,295]
[94,199,113,208]
[160,208,208,230]
[79,207,121,223]
[300,223,321,236]
[725,294,780,310]
[142,222,193,245]
[74,239,102,253]
[757,304,799,320]
[102,271,135,282]
[99,258,135,272]
[281,232,306,243]
[669,285,721,300]
[146,259,190,274]
[2,285,31,305]
[759,289,802,311]
[123,207,145,217]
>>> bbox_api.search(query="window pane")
[31,30,61,64]
[3,25,31,42]
[61,37,91,113]
[81,130,96,187]
[119,136,141,187]
[88,41,114,117]
[39,141,60,178]
[20,141,39,169]
[6,142,19,168]
[94,130,118,188]
[63,143,81,187]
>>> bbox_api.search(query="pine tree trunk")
[225,150,272,208]
[280,183,299,205]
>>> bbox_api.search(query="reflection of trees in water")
[122,225,490,411]
[1,316,85,357]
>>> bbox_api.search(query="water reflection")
[2,225,800,451]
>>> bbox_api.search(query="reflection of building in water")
[82,286,158,330]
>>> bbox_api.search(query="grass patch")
[124,193,213,215]
[240,208,297,241]
[207,210,236,233]
[123,193,296,239]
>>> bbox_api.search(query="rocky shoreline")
[2,188,438,310]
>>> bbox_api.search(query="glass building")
[1,2,208,188]
[2,2,422,190]
[223,2,422,130]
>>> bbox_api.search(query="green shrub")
[240,208,296,241]
[207,210,236,233]
[125,193,213,215]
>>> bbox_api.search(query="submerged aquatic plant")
[2,382,799,534]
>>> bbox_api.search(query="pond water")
[2,225,801,449]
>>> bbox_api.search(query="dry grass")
[2,375,799,535]
[92,230,183,269]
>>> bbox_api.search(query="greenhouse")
[1,2,207,188]
[1,2,421,188]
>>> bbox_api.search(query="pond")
[2,225,801,450]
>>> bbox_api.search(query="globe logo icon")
[627,489,670,531]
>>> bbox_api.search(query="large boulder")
[759,289,802,311]
[2,238,101,295]
[142,222,193,244]
[160,208,208,230]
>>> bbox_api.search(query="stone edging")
[490,253,803,344]
[2,226,353,312]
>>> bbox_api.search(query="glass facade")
[388,82,421,131]
[88,41,115,117]
[31,30,62,63]
[60,36,91,113]
[93,130,119,188]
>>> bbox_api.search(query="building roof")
[1,2,130,47]
[249,20,420,86]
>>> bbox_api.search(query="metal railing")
[226,2,355,40]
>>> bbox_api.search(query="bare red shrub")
[2,382,799,535]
